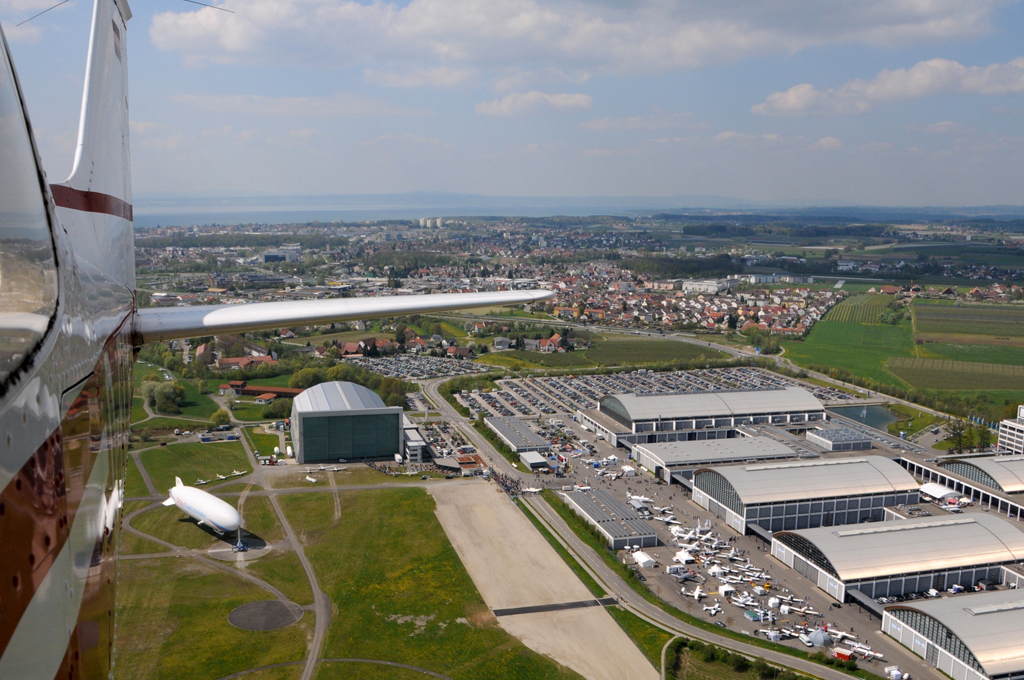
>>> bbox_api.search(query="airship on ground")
[163,477,245,549]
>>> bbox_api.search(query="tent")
[633,551,656,568]
[919,482,961,502]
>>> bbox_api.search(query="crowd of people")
[493,470,523,496]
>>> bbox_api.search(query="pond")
[828,404,898,432]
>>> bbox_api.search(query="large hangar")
[883,590,1024,680]
[291,381,403,464]
[771,514,1024,602]
[692,456,919,536]
[577,386,826,447]
[938,455,1024,495]
[632,436,799,482]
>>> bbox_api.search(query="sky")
[2,0,1024,207]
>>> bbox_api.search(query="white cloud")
[922,120,958,133]
[364,67,476,88]
[580,111,693,132]
[812,136,843,150]
[130,121,166,135]
[175,92,423,117]
[713,130,755,142]
[360,133,452,148]
[753,57,1024,116]
[475,90,592,116]
[149,0,1003,73]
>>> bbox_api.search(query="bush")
[210,409,231,427]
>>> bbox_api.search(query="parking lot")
[346,354,490,379]
[496,367,858,416]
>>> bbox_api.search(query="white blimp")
[163,477,246,550]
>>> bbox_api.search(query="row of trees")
[943,418,994,453]
[288,364,415,408]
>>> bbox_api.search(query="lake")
[828,405,898,432]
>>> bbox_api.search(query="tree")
[977,423,992,451]
[210,409,231,427]
[224,392,236,410]
[394,324,407,344]
[944,418,968,452]
[262,398,292,419]
[197,379,209,394]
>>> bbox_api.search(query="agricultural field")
[782,321,915,386]
[585,339,725,365]
[113,557,312,679]
[824,294,895,324]
[278,488,584,680]
[887,358,1024,391]
[140,441,251,492]
[918,343,1024,366]
[912,301,1024,342]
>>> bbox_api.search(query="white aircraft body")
[306,476,319,484]
[653,506,672,513]
[163,477,241,534]
[628,494,653,503]
[195,478,209,486]
[216,473,228,480]
[231,469,246,476]
[703,602,721,615]
[522,487,542,494]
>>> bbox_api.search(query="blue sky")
[3,0,1024,206]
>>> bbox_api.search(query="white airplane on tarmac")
[195,478,209,486]
[628,494,653,503]
[163,477,244,549]
[523,487,543,494]
[0,0,552,675]
[703,602,722,616]
[653,505,672,513]
[683,586,706,600]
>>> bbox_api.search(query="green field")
[585,339,726,365]
[131,397,148,424]
[232,401,270,422]
[913,301,1024,338]
[140,441,251,492]
[279,488,584,680]
[886,403,944,436]
[826,294,896,323]
[113,557,312,679]
[919,342,1024,366]
[246,426,282,456]
[782,321,915,386]
[237,493,285,543]
[246,374,295,387]
[132,416,210,432]
[177,378,220,419]
[887,357,1024,390]
[238,550,314,606]
[125,456,151,498]
[119,528,169,555]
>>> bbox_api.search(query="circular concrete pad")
[228,600,304,631]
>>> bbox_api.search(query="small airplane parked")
[628,494,653,503]
[682,586,706,600]
[231,469,246,476]
[703,602,722,616]
[305,476,319,483]
[195,478,209,486]
[653,506,672,513]
[216,473,228,480]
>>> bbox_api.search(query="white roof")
[601,386,822,422]
[636,437,796,467]
[695,456,918,505]
[777,514,1024,582]
[919,482,962,500]
[292,381,388,414]
[887,590,1024,677]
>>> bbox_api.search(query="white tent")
[673,550,695,564]
[718,584,736,597]
[633,551,656,568]
[919,482,961,501]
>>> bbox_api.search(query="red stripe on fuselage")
[50,185,133,222]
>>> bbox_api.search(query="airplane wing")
[135,289,554,343]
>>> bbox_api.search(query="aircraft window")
[0,38,58,392]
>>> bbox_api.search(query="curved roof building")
[599,386,823,427]
[774,514,1024,583]
[884,590,1024,680]
[939,455,1024,495]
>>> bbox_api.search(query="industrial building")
[692,456,919,537]
[883,590,1024,680]
[403,415,426,464]
[290,381,403,464]
[771,514,1024,603]
[997,405,1024,454]
[577,387,826,447]
[938,455,1024,495]
[806,427,872,452]
[485,416,551,454]
[632,436,799,483]
[560,489,658,550]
